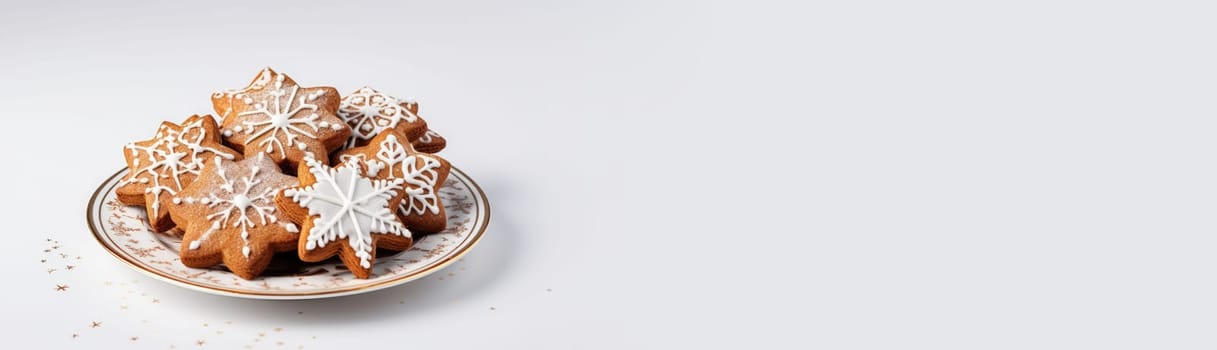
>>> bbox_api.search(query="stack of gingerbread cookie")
[116,68,452,279]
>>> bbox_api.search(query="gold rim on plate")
[85,166,490,299]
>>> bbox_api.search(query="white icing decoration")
[416,130,439,144]
[337,134,444,217]
[284,157,409,269]
[337,87,420,148]
[179,155,282,259]
[120,117,235,219]
[230,71,323,159]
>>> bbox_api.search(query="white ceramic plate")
[86,166,490,300]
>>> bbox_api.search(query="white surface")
[1,0,1216,348]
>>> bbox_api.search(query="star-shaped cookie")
[118,115,240,232]
[335,130,451,234]
[212,68,350,172]
[337,87,428,148]
[167,153,300,280]
[411,128,447,153]
[276,156,412,279]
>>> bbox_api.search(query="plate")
[86,166,490,300]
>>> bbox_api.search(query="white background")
[1,0,1215,348]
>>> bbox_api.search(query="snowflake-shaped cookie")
[336,130,451,234]
[212,68,350,171]
[118,115,240,232]
[167,154,299,279]
[337,87,428,148]
[276,156,411,279]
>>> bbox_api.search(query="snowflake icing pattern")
[338,87,419,148]
[285,157,409,268]
[224,71,344,158]
[176,155,298,258]
[121,117,236,218]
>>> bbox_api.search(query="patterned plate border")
[85,166,490,300]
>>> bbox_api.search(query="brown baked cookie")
[167,154,299,280]
[337,87,428,148]
[118,115,241,232]
[276,156,412,279]
[335,130,451,234]
[212,68,350,172]
[411,129,447,153]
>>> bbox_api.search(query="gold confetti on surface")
[55,284,69,291]
[90,321,102,328]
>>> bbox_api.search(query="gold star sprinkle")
[90,321,102,328]
[71,334,78,338]
[55,284,68,291]
[196,340,206,346]
[47,268,57,274]
[66,265,76,270]
[40,259,46,263]
[152,298,160,303]
[131,336,139,341]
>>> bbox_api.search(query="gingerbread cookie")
[411,129,447,153]
[336,130,451,234]
[118,115,240,232]
[276,156,412,279]
[167,154,299,279]
[212,68,350,171]
[337,87,428,148]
